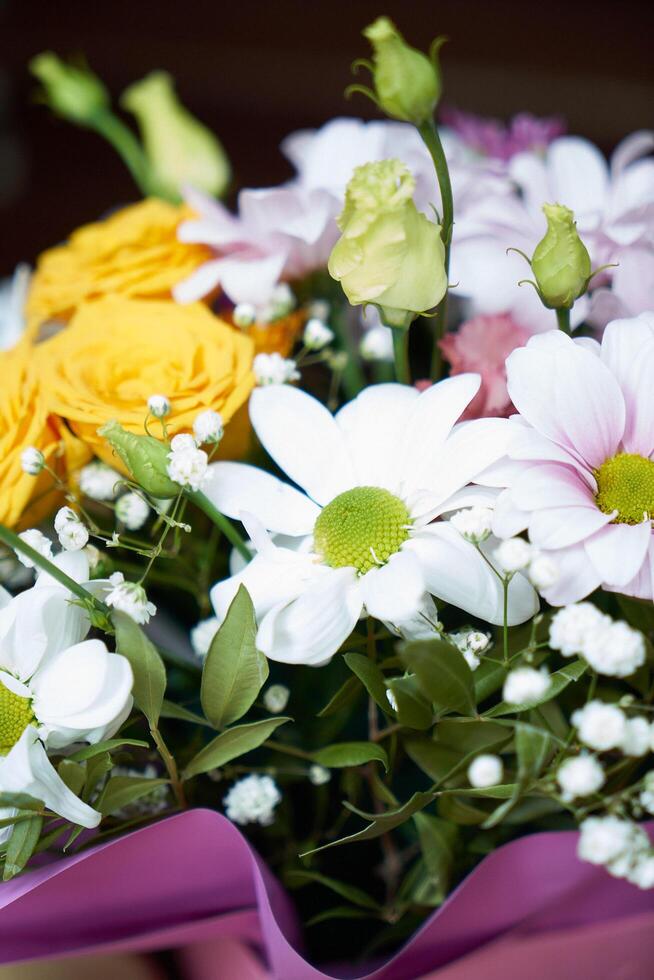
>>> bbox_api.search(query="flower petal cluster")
[550,604,645,677]
[207,379,537,665]
[494,316,654,603]
[223,774,281,826]
[0,551,133,833]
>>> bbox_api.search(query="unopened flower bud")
[263,684,290,714]
[98,420,179,499]
[148,394,171,418]
[362,17,442,125]
[30,53,109,125]
[20,447,45,476]
[308,764,331,786]
[232,303,257,328]
[303,318,334,351]
[193,409,224,445]
[531,203,592,309]
[115,492,150,530]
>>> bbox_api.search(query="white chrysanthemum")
[115,492,150,531]
[468,754,503,788]
[190,616,220,658]
[16,529,53,568]
[253,352,300,386]
[223,774,281,826]
[20,447,45,476]
[584,620,646,678]
[503,666,550,705]
[449,506,493,544]
[193,409,224,446]
[167,436,208,491]
[571,700,627,752]
[308,764,331,786]
[79,461,122,501]
[620,717,651,757]
[0,551,133,835]
[105,572,156,625]
[557,754,604,801]
[263,683,290,714]
[206,381,538,665]
[359,325,394,362]
[57,519,89,553]
[148,394,171,418]
[303,318,334,351]
[549,602,611,657]
[528,554,559,591]
[578,815,645,867]
[495,537,532,573]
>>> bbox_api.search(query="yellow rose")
[26,199,211,328]
[35,295,254,467]
[0,342,87,527]
[328,159,446,328]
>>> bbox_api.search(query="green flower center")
[595,453,654,525]
[0,676,35,755]
[313,486,411,575]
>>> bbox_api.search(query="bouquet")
[1,15,653,975]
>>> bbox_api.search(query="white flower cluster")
[263,683,290,714]
[167,433,209,491]
[253,352,300,386]
[572,700,652,757]
[579,815,654,889]
[468,754,503,788]
[54,507,89,552]
[557,753,605,801]
[105,572,157,625]
[449,627,491,670]
[550,604,646,677]
[115,492,151,531]
[503,666,550,705]
[494,537,559,590]
[223,774,281,826]
[450,507,493,544]
[79,461,122,501]
[190,616,220,658]
[303,317,334,351]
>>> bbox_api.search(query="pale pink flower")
[439,314,530,419]
[441,108,565,162]
[493,314,654,604]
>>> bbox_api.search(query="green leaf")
[285,869,381,910]
[344,653,393,715]
[3,813,43,879]
[160,700,213,727]
[0,813,43,830]
[69,738,149,762]
[201,586,268,728]
[317,675,362,717]
[436,719,511,754]
[386,675,433,729]
[312,741,388,772]
[83,751,112,802]
[483,724,552,828]
[486,660,587,716]
[97,776,168,815]
[401,639,475,716]
[302,791,435,856]
[0,793,44,811]
[440,783,517,799]
[438,795,488,825]
[306,905,380,927]
[113,611,166,726]
[616,594,654,634]
[58,760,86,797]
[403,735,461,782]
[413,813,457,898]
[183,717,291,779]
[473,659,507,703]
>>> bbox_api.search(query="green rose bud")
[121,71,231,202]
[30,53,109,126]
[98,421,179,499]
[328,159,447,327]
[361,17,441,125]
[531,203,592,309]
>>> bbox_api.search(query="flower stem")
[331,301,366,399]
[150,726,187,808]
[391,327,410,384]
[186,490,251,561]
[89,110,161,199]
[556,307,571,334]
[0,522,110,617]
[418,119,454,380]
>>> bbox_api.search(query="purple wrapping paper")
[0,809,653,979]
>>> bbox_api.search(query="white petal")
[528,506,614,550]
[547,137,609,220]
[250,385,354,506]
[203,462,320,536]
[359,549,425,622]
[336,383,418,490]
[540,544,601,605]
[601,317,654,456]
[257,567,362,665]
[511,463,595,511]
[407,524,538,625]
[419,484,500,522]
[172,261,224,304]
[35,550,90,589]
[492,488,531,539]
[211,547,321,620]
[584,522,651,587]
[0,727,100,828]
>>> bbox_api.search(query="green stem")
[150,726,187,808]
[331,301,366,399]
[0,522,110,617]
[418,119,454,380]
[556,307,571,334]
[391,328,410,384]
[89,110,160,199]
[186,490,251,561]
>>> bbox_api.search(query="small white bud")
[166,439,208,491]
[303,318,334,350]
[528,553,559,590]
[495,537,532,573]
[58,519,89,552]
[571,700,627,752]
[308,764,331,786]
[263,684,290,714]
[450,507,493,544]
[193,409,224,445]
[620,717,651,757]
[20,447,45,475]
[79,461,121,501]
[105,573,157,624]
[232,302,257,327]
[115,492,151,531]
[148,394,171,418]
[224,774,281,826]
[190,616,220,658]
[468,754,503,788]
[557,753,605,801]
[360,325,394,362]
[502,666,550,705]
[253,352,300,386]
[54,506,78,534]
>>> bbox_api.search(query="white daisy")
[206,379,538,665]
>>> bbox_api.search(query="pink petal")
[584,521,652,587]
[601,314,654,456]
[512,463,595,511]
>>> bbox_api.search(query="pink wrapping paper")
[0,809,652,979]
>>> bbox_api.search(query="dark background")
[1,0,653,275]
